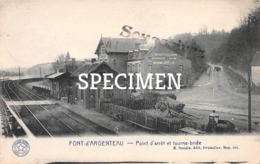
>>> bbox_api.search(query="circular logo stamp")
[12,139,30,157]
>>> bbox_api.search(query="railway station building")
[46,72,71,100]
[58,37,192,108]
[44,52,88,100]
[70,61,118,109]
[126,41,192,88]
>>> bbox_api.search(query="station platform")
[5,100,56,106]
[53,99,149,135]
[1,96,149,136]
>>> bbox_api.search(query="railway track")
[2,80,116,137]
[14,81,115,135]
[3,81,52,137]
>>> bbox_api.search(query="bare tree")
[52,54,66,72]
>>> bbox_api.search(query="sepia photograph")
[0,0,260,163]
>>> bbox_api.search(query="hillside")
[210,7,260,72]
[26,63,55,77]
[171,30,229,62]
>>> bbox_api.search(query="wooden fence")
[110,98,157,110]
[100,102,203,133]
[32,86,50,96]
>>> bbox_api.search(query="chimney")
[133,50,139,58]
[154,38,160,44]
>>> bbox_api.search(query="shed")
[46,72,71,100]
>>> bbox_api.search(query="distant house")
[94,37,144,73]
[251,51,260,87]
[70,61,118,109]
[58,52,87,73]
[126,41,192,88]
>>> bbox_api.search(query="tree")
[186,39,206,73]
[210,7,260,71]
[52,54,66,72]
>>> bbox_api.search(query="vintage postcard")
[0,0,260,163]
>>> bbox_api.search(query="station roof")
[144,41,177,57]
[71,61,118,77]
[71,63,99,77]
[46,72,68,79]
[94,37,143,54]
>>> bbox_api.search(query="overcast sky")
[0,0,258,69]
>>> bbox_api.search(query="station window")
[130,64,132,72]
[135,64,138,72]
[148,65,152,73]
[179,65,183,72]
[106,40,111,47]
[101,46,106,55]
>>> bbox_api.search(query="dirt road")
[174,63,260,133]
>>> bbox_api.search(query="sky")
[0,0,258,69]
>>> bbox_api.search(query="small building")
[71,61,118,109]
[126,41,192,88]
[46,72,71,100]
[43,52,88,100]
[251,51,260,87]
[94,37,144,73]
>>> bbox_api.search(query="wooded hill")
[172,30,229,62]
[166,29,228,78]
[210,7,260,72]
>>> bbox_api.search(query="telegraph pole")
[39,67,42,78]
[248,67,252,133]
[212,66,215,96]
[247,15,252,133]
